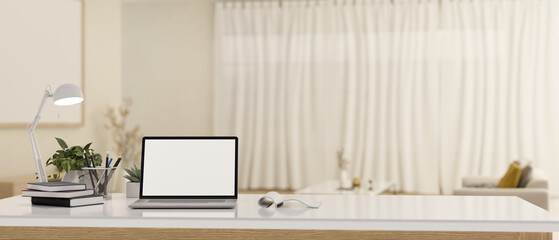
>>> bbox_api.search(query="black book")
[28,182,86,192]
[31,195,103,207]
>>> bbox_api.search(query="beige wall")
[122,0,214,136]
[0,0,213,180]
[0,0,122,179]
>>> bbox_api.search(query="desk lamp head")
[53,84,83,106]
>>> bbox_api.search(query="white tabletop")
[0,193,558,232]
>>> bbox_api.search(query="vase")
[126,182,140,198]
[339,169,352,189]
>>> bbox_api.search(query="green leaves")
[55,137,68,149]
[47,138,102,176]
[47,174,60,180]
[123,165,141,182]
[84,142,92,152]
[92,153,102,166]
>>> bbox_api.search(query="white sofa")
[453,168,549,210]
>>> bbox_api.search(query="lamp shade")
[53,83,83,106]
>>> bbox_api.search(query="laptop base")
[129,199,237,209]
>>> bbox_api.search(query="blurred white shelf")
[295,179,396,195]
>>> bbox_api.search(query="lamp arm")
[27,89,53,182]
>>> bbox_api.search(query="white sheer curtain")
[214,0,346,189]
[214,0,559,193]
[339,0,441,193]
[437,0,558,194]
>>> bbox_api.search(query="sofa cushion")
[518,164,533,188]
[498,162,522,188]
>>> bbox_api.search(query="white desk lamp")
[28,84,84,182]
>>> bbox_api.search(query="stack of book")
[22,182,103,207]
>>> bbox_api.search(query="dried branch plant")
[337,149,350,171]
[105,98,141,168]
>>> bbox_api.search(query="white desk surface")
[0,193,558,232]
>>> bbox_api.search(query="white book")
[22,189,94,198]
[27,182,86,192]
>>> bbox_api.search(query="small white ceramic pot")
[126,182,140,198]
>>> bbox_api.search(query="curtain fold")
[214,0,559,194]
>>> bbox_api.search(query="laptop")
[129,136,237,209]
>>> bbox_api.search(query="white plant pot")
[62,170,93,189]
[126,182,140,198]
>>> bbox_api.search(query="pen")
[113,155,123,168]
[108,158,113,167]
[105,155,122,192]
[105,151,109,168]
[83,152,90,166]
[88,150,100,180]
[89,150,95,167]
[83,151,97,189]
[104,151,109,194]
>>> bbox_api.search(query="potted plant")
[46,137,102,185]
[47,173,62,182]
[124,165,141,198]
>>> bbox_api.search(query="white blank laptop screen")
[142,139,236,196]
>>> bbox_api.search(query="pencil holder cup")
[83,167,116,198]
